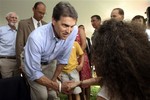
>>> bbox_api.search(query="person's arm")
[80,77,101,86]
[51,64,66,81]
[80,77,102,85]
[35,75,73,93]
[69,77,102,89]
[75,41,84,71]
[35,75,59,90]
[79,28,86,51]
[76,54,84,71]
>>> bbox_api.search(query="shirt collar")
[32,17,41,27]
[6,24,17,32]
[51,24,59,42]
[32,17,41,23]
[6,25,12,30]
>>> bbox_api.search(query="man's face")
[33,4,46,21]
[52,16,76,40]
[111,10,124,21]
[7,13,18,26]
[91,17,101,29]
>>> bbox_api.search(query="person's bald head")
[111,8,124,21]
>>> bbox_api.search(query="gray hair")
[6,12,18,19]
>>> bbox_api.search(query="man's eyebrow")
[62,23,75,27]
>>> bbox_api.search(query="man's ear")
[52,18,56,25]
[32,7,35,12]
[6,17,9,21]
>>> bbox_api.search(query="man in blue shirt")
[24,1,78,100]
[0,12,19,78]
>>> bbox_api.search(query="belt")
[0,56,16,59]
[41,62,48,65]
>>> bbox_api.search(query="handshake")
[58,81,82,94]
[57,77,101,94]
[47,77,101,94]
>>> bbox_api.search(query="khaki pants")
[24,60,60,100]
[0,58,19,78]
[61,69,81,94]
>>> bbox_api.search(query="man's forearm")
[51,64,65,81]
[35,75,59,91]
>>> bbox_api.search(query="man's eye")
[62,24,69,28]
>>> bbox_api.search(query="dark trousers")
[0,75,31,100]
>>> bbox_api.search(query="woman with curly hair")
[70,19,150,100]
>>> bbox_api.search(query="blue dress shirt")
[0,25,17,56]
[24,22,78,81]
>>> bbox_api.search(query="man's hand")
[61,81,81,94]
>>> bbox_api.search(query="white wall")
[0,0,150,38]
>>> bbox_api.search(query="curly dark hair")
[92,19,150,100]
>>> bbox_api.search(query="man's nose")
[66,27,71,33]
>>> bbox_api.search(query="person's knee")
[48,90,59,100]
[39,94,48,100]
[30,88,48,100]
[73,87,82,94]
[37,92,48,100]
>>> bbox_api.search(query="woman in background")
[131,15,146,26]
[75,25,92,100]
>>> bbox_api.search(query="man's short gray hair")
[6,12,18,19]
